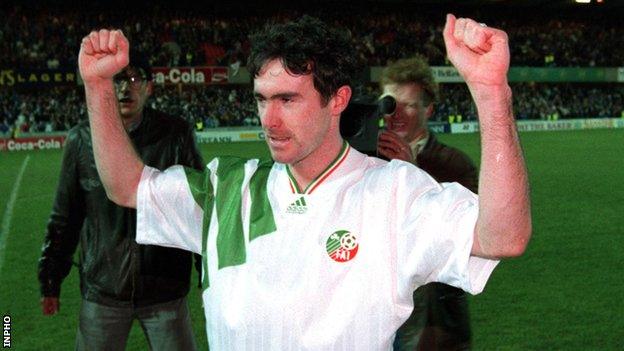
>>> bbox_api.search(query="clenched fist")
[443,14,510,88]
[41,297,59,315]
[78,29,130,84]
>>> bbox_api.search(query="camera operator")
[378,56,478,351]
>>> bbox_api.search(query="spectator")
[38,51,204,350]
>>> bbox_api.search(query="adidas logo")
[286,196,308,214]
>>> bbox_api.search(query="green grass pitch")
[0,129,622,350]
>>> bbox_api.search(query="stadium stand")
[1,1,623,135]
[2,83,623,136]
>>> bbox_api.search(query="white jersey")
[136,143,498,350]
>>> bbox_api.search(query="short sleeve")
[392,162,498,296]
[136,165,207,254]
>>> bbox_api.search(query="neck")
[409,128,429,144]
[289,133,344,192]
[121,111,144,132]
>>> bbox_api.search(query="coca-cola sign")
[0,136,66,152]
[152,67,229,85]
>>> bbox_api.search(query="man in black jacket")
[38,52,204,350]
[377,56,478,351]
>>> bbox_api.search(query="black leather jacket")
[38,108,204,307]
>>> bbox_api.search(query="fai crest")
[326,230,359,262]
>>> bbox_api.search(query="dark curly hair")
[248,15,358,106]
[127,48,152,81]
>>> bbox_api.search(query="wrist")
[83,78,115,91]
[469,83,511,105]
[470,84,514,124]
[41,281,61,297]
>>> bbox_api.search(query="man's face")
[254,59,334,165]
[381,83,432,142]
[114,67,152,120]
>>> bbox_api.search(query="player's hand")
[78,29,129,85]
[377,130,415,163]
[41,297,60,315]
[443,14,509,88]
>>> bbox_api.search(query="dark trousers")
[394,282,471,351]
[76,297,198,351]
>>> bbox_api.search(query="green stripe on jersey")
[186,157,277,286]
[184,167,214,288]
[249,159,277,241]
[215,158,247,269]
[184,167,214,212]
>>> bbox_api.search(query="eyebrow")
[253,92,301,100]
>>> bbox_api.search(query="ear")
[330,85,352,116]
[145,81,154,97]
[424,103,434,121]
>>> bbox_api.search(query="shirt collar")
[408,131,429,157]
[286,141,350,195]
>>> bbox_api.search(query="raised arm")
[443,14,531,258]
[79,29,144,208]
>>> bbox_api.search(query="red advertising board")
[152,67,229,85]
[0,136,66,152]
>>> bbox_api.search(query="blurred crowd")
[2,83,623,136]
[150,86,258,128]
[1,3,623,136]
[426,83,624,122]
[1,4,623,69]
[0,86,260,136]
